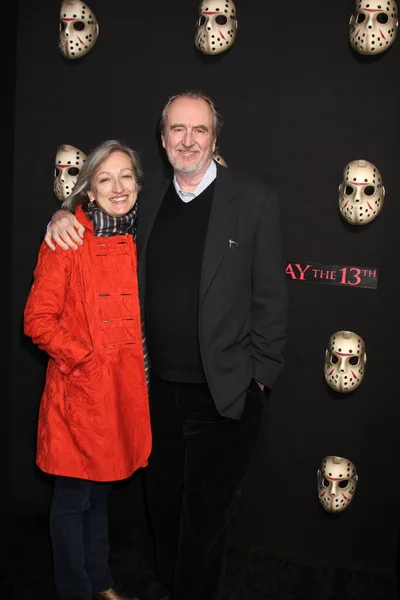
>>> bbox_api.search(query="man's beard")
[170,161,199,173]
[167,149,210,174]
[168,154,200,173]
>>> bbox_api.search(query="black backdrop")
[11,0,400,572]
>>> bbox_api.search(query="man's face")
[161,97,216,176]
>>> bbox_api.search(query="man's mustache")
[176,145,200,151]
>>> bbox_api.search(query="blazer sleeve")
[251,189,289,389]
[24,242,93,373]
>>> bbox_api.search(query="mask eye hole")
[338,479,349,489]
[345,185,354,195]
[356,13,366,23]
[377,13,389,24]
[322,478,330,487]
[349,356,359,366]
[74,21,85,31]
[199,16,206,26]
[364,185,375,196]
[331,355,339,364]
[215,15,228,25]
[60,21,66,32]
[55,167,60,177]
[68,167,79,176]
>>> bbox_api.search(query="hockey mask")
[213,152,227,167]
[324,330,367,393]
[338,159,385,225]
[195,0,238,55]
[317,456,358,513]
[349,0,398,55]
[53,144,87,202]
[59,0,99,59]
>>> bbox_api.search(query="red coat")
[24,206,151,481]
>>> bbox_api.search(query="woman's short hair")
[62,139,144,214]
[159,90,223,140]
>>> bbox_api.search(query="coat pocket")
[63,355,102,403]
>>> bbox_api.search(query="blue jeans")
[50,476,114,600]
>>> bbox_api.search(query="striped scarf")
[91,201,150,388]
[91,201,138,238]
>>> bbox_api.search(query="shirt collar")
[173,159,217,203]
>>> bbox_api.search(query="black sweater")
[145,181,215,383]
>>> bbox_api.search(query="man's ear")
[161,134,166,149]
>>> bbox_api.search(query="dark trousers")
[50,476,114,600]
[144,375,265,600]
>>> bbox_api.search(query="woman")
[24,140,151,600]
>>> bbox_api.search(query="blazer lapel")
[137,170,171,288]
[199,166,238,303]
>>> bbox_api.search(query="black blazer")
[137,164,288,419]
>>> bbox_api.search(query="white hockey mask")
[195,0,238,55]
[338,159,385,225]
[324,330,367,393]
[317,456,358,513]
[213,152,227,167]
[349,0,398,55]
[59,0,99,59]
[53,144,87,202]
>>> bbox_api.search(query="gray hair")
[62,139,144,214]
[159,90,223,139]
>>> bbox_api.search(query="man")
[45,90,288,600]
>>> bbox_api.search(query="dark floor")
[6,483,400,600]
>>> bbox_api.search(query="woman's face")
[87,151,138,217]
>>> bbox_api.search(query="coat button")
[72,369,81,378]
[58,364,68,374]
